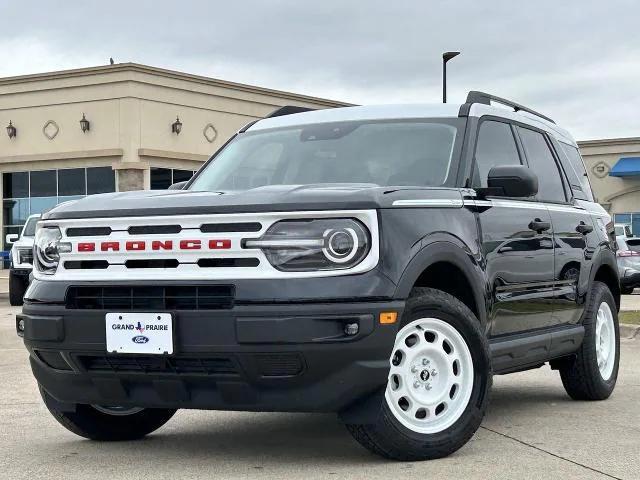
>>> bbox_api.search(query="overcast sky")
[1,0,638,140]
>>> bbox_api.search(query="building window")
[3,172,28,198]
[2,167,116,250]
[58,168,86,196]
[87,167,115,194]
[150,168,195,190]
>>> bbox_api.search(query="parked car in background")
[615,223,632,238]
[7,214,40,306]
[616,236,640,294]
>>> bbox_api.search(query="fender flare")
[588,245,620,308]
[394,240,487,325]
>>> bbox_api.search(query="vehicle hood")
[42,184,465,220]
[11,237,34,249]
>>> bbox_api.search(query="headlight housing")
[34,226,70,275]
[245,218,371,271]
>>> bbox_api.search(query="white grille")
[35,210,379,281]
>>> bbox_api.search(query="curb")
[620,323,640,340]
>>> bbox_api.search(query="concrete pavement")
[1,303,639,480]
[621,290,640,311]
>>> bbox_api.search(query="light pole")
[442,51,460,103]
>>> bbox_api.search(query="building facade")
[0,63,347,251]
[1,63,637,251]
[578,137,640,235]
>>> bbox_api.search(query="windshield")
[189,119,463,191]
[22,217,39,237]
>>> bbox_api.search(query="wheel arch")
[589,249,621,311]
[394,241,487,325]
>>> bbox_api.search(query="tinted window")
[3,199,29,225]
[30,197,58,215]
[150,168,172,190]
[3,172,28,198]
[517,127,566,203]
[473,121,521,187]
[58,168,86,196]
[173,169,194,184]
[190,120,462,191]
[30,170,57,197]
[87,167,115,194]
[22,216,39,236]
[627,238,640,252]
[559,143,594,202]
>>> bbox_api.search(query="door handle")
[528,218,551,233]
[576,222,593,235]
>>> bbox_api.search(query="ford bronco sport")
[18,92,620,461]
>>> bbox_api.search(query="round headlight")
[323,228,359,263]
[34,226,64,274]
[249,218,371,271]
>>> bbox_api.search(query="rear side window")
[472,121,521,188]
[627,239,640,253]
[517,127,566,203]
[558,143,595,202]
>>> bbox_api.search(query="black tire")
[558,281,620,400]
[620,286,634,295]
[9,270,26,306]
[346,288,492,461]
[40,386,176,440]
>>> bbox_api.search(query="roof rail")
[265,105,315,118]
[460,90,555,124]
[238,105,316,133]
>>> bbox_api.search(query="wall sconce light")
[80,113,90,133]
[6,120,17,139]
[171,116,182,135]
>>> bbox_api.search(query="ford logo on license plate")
[132,335,150,344]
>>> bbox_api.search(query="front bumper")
[21,299,403,414]
[10,268,32,278]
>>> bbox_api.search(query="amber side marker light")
[379,312,398,324]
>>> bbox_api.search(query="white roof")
[248,101,577,147]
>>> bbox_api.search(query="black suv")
[19,92,620,461]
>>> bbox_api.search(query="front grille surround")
[34,210,379,281]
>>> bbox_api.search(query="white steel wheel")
[595,301,616,381]
[385,317,474,434]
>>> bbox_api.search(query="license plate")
[105,313,173,355]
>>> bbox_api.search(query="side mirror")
[5,233,18,244]
[168,181,188,190]
[486,165,538,198]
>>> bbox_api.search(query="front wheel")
[346,288,491,461]
[40,386,176,440]
[558,281,620,400]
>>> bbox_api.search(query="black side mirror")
[168,181,188,190]
[485,165,538,198]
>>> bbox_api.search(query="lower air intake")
[66,285,235,310]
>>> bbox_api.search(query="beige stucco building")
[0,63,347,251]
[578,137,640,233]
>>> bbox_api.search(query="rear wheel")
[346,288,491,461]
[40,386,176,440]
[559,281,619,400]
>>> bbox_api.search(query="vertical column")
[116,96,145,191]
